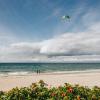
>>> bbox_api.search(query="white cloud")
[88,23,100,33]
[0,21,100,62]
[40,31,100,56]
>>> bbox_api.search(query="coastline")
[0,71,100,91]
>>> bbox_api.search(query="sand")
[0,72,100,91]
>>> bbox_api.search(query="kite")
[62,15,70,21]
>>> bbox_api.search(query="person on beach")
[36,69,40,74]
[36,69,38,74]
[39,70,40,74]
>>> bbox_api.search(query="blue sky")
[0,0,100,62]
[0,0,99,41]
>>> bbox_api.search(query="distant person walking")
[39,70,40,74]
[36,69,40,74]
[36,69,38,74]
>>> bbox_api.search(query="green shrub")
[0,80,100,100]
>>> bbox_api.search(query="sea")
[0,63,100,76]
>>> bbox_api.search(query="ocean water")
[0,63,100,76]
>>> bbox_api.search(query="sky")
[0,0,100,62]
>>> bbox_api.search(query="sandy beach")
[0,72,100,91]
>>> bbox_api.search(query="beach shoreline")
[0,71,100,91]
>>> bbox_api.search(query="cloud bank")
[0,22,100,62]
